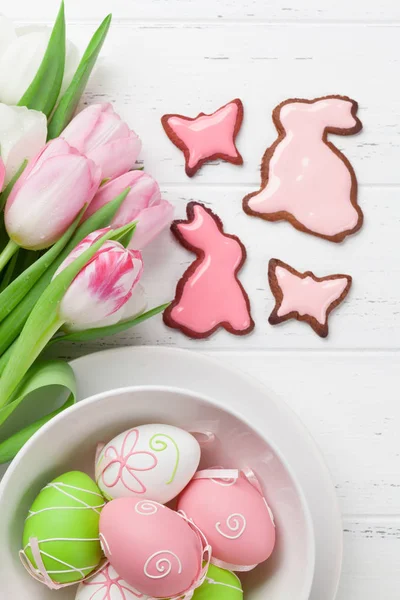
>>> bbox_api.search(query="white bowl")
[0,386,315,599]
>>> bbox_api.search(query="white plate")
[70,346,342,600]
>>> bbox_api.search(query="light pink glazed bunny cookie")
[163,202,254,338]
[161,99,244,177]
[268,258,352,337]
[243,95,363,242]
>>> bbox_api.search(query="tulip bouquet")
[0,3,174,462]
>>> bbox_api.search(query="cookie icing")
[244,95,363,242]
[268,258,352,337]
[163,202,254,338]
[162,99,243,177]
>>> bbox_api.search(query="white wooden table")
[11,1,400,597]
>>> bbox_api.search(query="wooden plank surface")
[7,0,400,22]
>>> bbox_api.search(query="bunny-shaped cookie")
[243,95,363,242]
[164,202,254,338]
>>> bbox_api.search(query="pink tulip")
[61,104,142,180]
[0,157,5,192]
[54,229,143,329]
[85,171,174,249]
[5,139,101,250]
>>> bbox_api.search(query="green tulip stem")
[0,240,19,273]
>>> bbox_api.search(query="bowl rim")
[0,383,316,599]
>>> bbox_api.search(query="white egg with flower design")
[95,424,201,504]
[76,564,147,600]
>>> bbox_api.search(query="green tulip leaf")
[0,207,85,324]
[117,225,137,249]
[64,188,130,253]
[18,2,66,117]
[48,14,112,139]
[51,302,170,344]
[0,160,28,211]
[0,188,130,358]
[0,217,7,253]
[0,222,135,407]
[0,250,19,293]
[0,342,16,378]
[0,360,76,463]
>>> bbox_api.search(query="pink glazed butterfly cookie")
[268,258,352,338]
[163,202,254,338]
[243,95,363,242]
[161,99,244,177]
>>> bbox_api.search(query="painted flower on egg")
[99,428,158,497]
[96,424,201,504]
[76,564,146,600]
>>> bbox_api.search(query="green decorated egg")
[193,565,243,599]
[22,471,105,584]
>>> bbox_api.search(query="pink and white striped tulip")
[54,229,144,329]
[84,171,174,249]
[0,157,5,192]
[61,104,142,180]
[64,283,148,332]
[5,139,102,250]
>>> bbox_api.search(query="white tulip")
[0,16,79,106]
[63,284,148,332]
[0,104,47,184]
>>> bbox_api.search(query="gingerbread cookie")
[161,99,244,177]
[163,202,254,338]
[268,258,352,337]
[243,95,363,243]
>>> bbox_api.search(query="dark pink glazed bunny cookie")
[243,95,363,242]
[161,99,244,177]
[268,259,352,338]
[163,202,254,338]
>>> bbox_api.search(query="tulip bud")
[54,230,143,329]
[61,103,142,180]
[85,171,174,249]
[5,139,102,250]
[64,283,147,332]
[0,17,79,106]
[0,103,47,184]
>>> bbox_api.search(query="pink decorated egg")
[99,497,205,598]
[177,471,276,570]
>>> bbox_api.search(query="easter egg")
[177,471,276,570]
[22,471,105,585]
[100,497,204,598]
[95,424,201,504]
[193,565,243,599]
[76,564,146,600]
